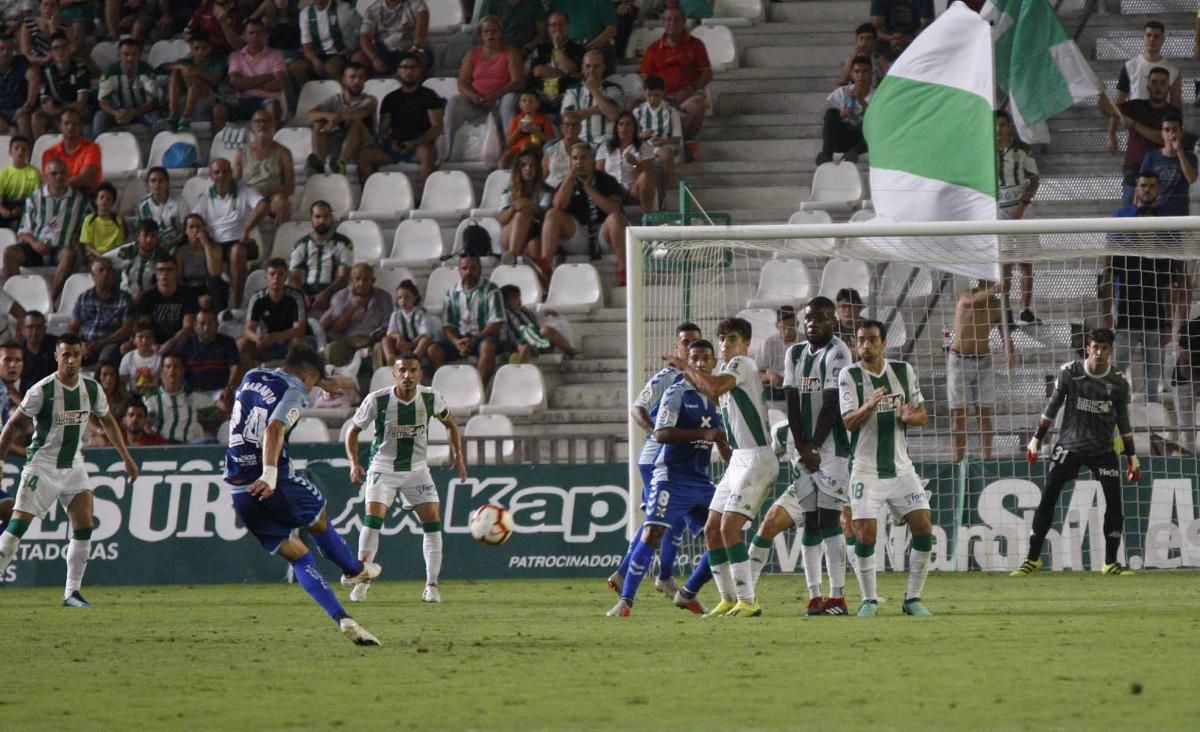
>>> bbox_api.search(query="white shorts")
[774,456,849,523]
[848,469,929,523]
[947,352,996,408]
[12,465,91,518]
[363,467,438,509]
[709,447,780,518]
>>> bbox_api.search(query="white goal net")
[626,215,1200,573]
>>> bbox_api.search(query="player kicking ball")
[1013,327,1138,576]
[666,317,778,617]
[747,297,853,615]
[346,353,467,604]
[225,346,382,646]
[608,339,730,617]
[839,320,934,617]
[0,334,139,607]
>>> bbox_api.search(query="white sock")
[748,539,771,590]
[906,549,930,601]
[731,559,754,602]
[801,536,824,599]
[711,559,735,601]
[65,539,90,597]
[358,525,380,563]
[423,530,443,586]
[824,534,846,598]
[858,547,877,602]
[0,532,20,572]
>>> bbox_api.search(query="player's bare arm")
[345,425,366,483]
[100,411,140,481]
[0,410,30,461]
[842,386,887,431]
[662,354,734,401]
[898,400,928,427]
[439,412,468,481]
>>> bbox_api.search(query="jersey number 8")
[229,401,269,447]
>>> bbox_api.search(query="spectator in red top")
[122,400,170,446]
[639,7,711,141]
[186,0,246,56]
[41,107,101,194]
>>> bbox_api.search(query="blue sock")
[683,552,712,595]
[617,534,642,577]
[312,526,363,576]
[657,525,683,581]
[291,552,347,623]
[620,539,657,602]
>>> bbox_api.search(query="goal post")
[626,215,1200,573]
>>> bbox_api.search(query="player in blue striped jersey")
[224,345,382,645]
[607,322,701,598]
[608,339,729,617]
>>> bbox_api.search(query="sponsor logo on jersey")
[875,393,904,413]
[1076,397,1111,415]
[54,410,89,426]
[385,423,427,439]
[796,376,823,393]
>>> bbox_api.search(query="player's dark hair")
[850,55,872,69]
[397,51,422,67]
[136,322,155,335]
[49,32,67,44]
[395,351,420,363]
[777,304,797,323]
[644,75,665,92]
[1145,20,1165,33]
[858,319,887,341]
[677,322,701,335]
[807,295,835,312]
[855,22,877,37]
[266,257,289,271]
[1161,109,1183,125]
[995,109,1012,123]
[145,165,169,181]
[717,317,752,341]
[836,287,863,305]
[345,61,368,76]
[190,30,210,44]
[57,332,83,347]
[24,310,45,322]
[689,338,714,353]
[244,17,266,31]
[126,398,148,414]
[1089,328,1116,346]
[1148,66,1170,80]
[285,344,326,376]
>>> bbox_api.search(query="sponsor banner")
[3,450,1199,587]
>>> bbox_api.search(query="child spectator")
[133,167,186,249]
[119,323,163,395]
[501,284,576,362]
[633,75,682,209]
[499,91,555,170]
[165,30,228,133]
[0,135,39,229]
[382,279,432,363]
[80,181,127,259]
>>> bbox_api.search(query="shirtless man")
[948,280,1014,462]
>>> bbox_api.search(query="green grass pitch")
[3,572,1199,730]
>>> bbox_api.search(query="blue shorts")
[0,485,10,501]
[637,463,655,509]
[379,138,421,164]
[644,479,714,531]
[230,473,327,554]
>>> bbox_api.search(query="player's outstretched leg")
[352,513,384,602]
[654,524,683,597]
[674,552,711,614]
[286,546,380,646]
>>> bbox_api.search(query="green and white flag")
[862,2,999,280]
[981,0,1102,144]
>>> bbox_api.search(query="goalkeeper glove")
[1026,437,1041,463]
[1126,454,1141,482]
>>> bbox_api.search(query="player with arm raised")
[607,339,730,617]
[346,353,466,605]
[0,333,138,607]
[1012,328,1138,576]
[746,297,854,615]
[607,322,702,597]
[839,320,934,617]
[665,317,779,618]
[224,345,382,646]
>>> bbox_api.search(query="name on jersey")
[54,410,89,426]
[240,382,279,405]
[875,394,904,413]
[385,423,426,439]
[1076,397,1111,415]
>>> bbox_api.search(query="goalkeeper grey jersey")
[1042,360,1132,456]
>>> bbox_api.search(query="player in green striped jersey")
[345,353,467,604]
[0,334,139,607]
[839,320,934,617]
[665,317,778,617]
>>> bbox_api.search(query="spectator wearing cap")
[836,288,864,348]
[639,7,711,143]
[758,304,798,402]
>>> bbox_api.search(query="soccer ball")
[469,503,514,545]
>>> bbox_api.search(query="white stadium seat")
[290,417,331,443]
[274,127,314,168]
[423,264,461,314]
[480,364,546,416]
[865,306,908,354]
[339,416,373,443]
[412,170,475,220]
[800,161,864,213]
[786,209,835,254]
[337,219,386,263]
[146,131,201,170]
[4,274,51,313]
[96,132,142,179]
[383,218,445,266]
[691,24,738,72]
[31,134,61,168]
[375,265,416,297]
[299,173,357,220]
[350,172,414,221]
[91,41,118,71]
[208,134,241,165]
[432,365,484,417]
[745,259,813,308]
[489,264,542,307]
[291,80,342,127]
[426,418,450,465]
[0,135,10,168]
[117,176,147,217]
[452,217,501,257]
[542,263,602,314]
[427,1,464,33]
[218,420,231,443]
[737,307,778,361]
[625,27,664,60]
[422,76,460,102]
[464,413,515,463]
[271,220,313,261]
[243,270,268,301]
[364,79,401,126]
[47,273,92,334]
[710,0,766,25]
[181,175,212,214]
[469,169,510,218]
[820,258,871,299]
[606,72,644,104]
[848,209,876,223]
[148,39,190,70]
[368,365,395,394]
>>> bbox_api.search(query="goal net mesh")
[630,222,1200,573]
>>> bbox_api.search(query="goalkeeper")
[1013,328,1139,577]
